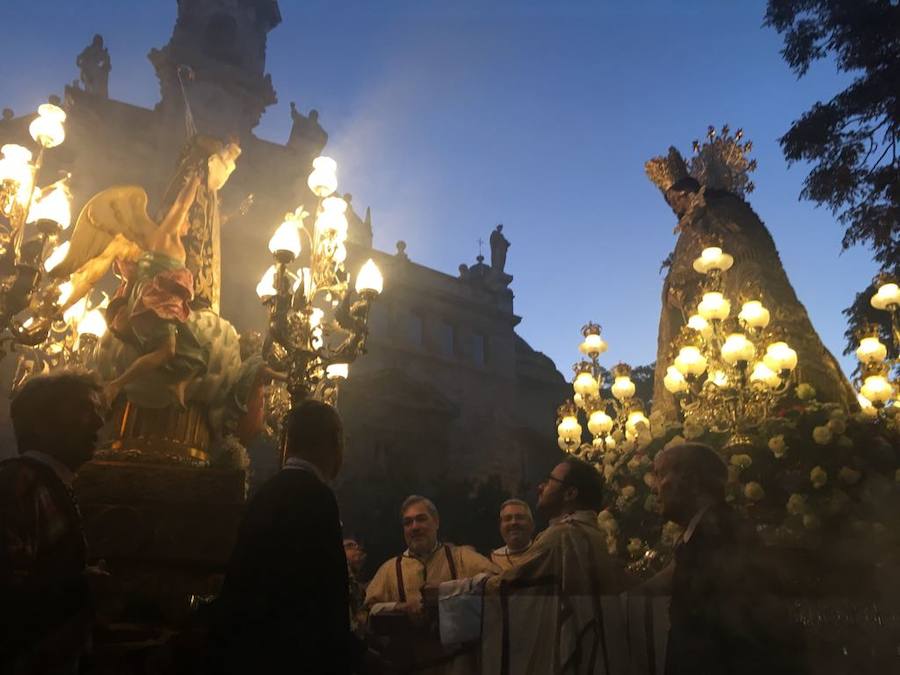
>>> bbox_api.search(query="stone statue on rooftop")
[77,34,111,98]
[288,101,328,155]
[490,224,510,272]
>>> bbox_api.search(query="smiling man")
[490,498,535,571]
[365,494,498,674]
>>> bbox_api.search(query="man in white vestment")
[366,495,498,674]
[490,499,535,571]
[430,457,632,675]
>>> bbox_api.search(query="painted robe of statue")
[645,144,856,420]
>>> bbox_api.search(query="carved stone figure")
[288,101,328,155]
[76,34,111,98]
[490,224,510,272]
[646,128,856,420]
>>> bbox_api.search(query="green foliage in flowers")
[592,388,900,575]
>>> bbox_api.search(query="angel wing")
[51,185,158,278]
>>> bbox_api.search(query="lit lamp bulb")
[674,345,707,377]
[664,365,689,394]
[721,333,755,365]
[611,375,636,401]
[29,104,66,149]
[738,300,770,329]
[687,314,713,338]
[325,363,349,380]
[56,281,74,306]
[27,182,72,229]
[857,393,878,417]
[763,341,798,373]
[749,362,780,389]
[860,375,893,406]
[707,370,729,388]
[307,156,338,197]
[578,330,607,358]
[355,259,383,295]
[44,241,70,273]
[573,370,600,398]
[856,336,887,364]
[268,218,302,261]
[625,410,650,440]
[573,393,584,408]
[256,265,277,299]
[692,246,734,274]
[557,415,582,442]
[63,297,87,325]
[317,196,349,238]
[587,410,614,436]
[76,308,107,338]
[0,144,34,208]
[871,282,900,311]
[697,292,731,321]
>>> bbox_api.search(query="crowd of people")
[0,371,806,674]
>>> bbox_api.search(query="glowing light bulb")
[674,346,707,377]
[326,363,349,380]
[588,410,614,436]
[268,218,302,259]
[697,292,730,321]
[29,104,66,148]
[738,300,770,329]
[573,370,600,397]
[664,365,689,393]
[611,375,636,401]
[579,332,607,357]
[77,308,107,337]
[557,415,582,441]
[763,342,798,372]
[856,336,887,364]
[871,282,900,311]
[721,333,755,365]
[307,156,338,197]
[256,265,277,299]
[355,259,383,295]
[44,241,70,273]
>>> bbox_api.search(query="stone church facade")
[0,0,567,497]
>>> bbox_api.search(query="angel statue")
[51,136,246,409]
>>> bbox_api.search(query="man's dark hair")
[562,457,605,511]
[284,399,343,463]
[10,370,102,452]
[659,442,727,501]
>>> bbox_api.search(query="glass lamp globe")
[856,336,887,364]
[857,393,878,417]
[721,333,755,365]
[269,218,302,260]
[687,314,713,338]
[0,144,34,208]
[625,410,650,440]
[664,365,689,393]
[256,265,278,299]
[697,292,731,321]
[579,332,607,357]
[355,259,383,295]
[573,370,600,398]
[29,104,66,149]
[76,308,107,338]
[557,415,582,442]
[588,410,614,436]
[674,346,707,377]
[749,362,780,389]
[611,375,636,401]
[738,301,770,329]
[693,246,734,274]
[871,282,900,311]
[307,156,338,197]
[326,363,349,380]
[860,375,893,405]
[27,183,72,229]
[44,241,70,273]
[763,342,798,372]
[707,370,730,388]
[317,196,349,237]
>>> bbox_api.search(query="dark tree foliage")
[765,0,899,351]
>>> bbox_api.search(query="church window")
[405,311,424,347]
[437,320,457,358]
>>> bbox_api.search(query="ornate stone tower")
[150,0,281,136]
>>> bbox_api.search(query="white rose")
[768,435,787,458]
[812,425,833,445]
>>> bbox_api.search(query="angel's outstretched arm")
[60,234,142,312]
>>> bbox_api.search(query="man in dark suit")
[653,442,806,675]
[210,399,367,674]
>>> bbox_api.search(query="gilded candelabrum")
[662,245,799,447]
[555,322,651,460]
[258,156,382,420]
[854,277,900,418]
[0,104,108,377]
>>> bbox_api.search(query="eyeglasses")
[543,474,567,486]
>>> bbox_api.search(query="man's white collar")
[682,503,714,544]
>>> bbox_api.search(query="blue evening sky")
[0,1,877,378]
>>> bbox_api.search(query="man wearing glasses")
[430,457,631,674]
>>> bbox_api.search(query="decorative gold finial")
[647,125,757,196]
